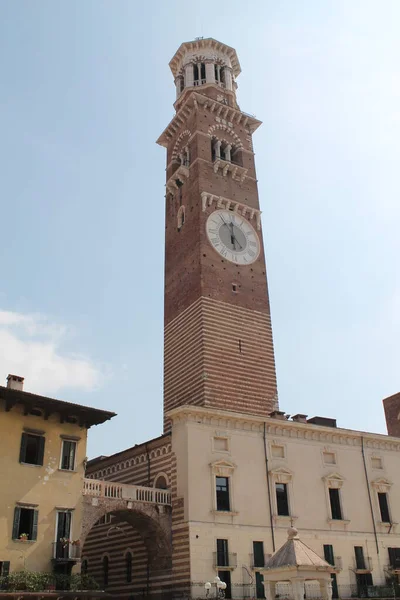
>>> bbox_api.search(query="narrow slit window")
[378,492,390,523]
[275,483,289,516]
[329,488,343,520]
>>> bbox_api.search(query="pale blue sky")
[1,1,399,458]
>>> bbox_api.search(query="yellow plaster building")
[0,374,114,579]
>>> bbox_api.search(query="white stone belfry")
[168,38,241,99]
[263,527,334,600]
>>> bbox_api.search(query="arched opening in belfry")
[81,505,171,599]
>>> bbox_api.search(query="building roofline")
[169,38,241,79]
[0,385,116,428]
[86,432,171,467]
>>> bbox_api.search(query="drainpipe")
[361,436,379,554]
[263,422,276,552]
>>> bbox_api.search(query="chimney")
[7,374,24,391]
[383,392,400,437]
[292,414,308,424]
[269,410,288,421]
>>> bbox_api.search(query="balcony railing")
[83,478,171,506]
[52,541,81,562]
[213,552,237,569]
[193,79,206,86]
[250,553,272,568]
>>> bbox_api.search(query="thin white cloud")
[0,309,101,395]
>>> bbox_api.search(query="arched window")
[81,559,88,575]
[177,206,185,231]
[126,552,133,583]
[102,556,109,586]
[155,475,168,489]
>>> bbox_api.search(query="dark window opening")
[12,507,38,541]
[30,408,42,417]
[255,572,265,599]
[388,548,400,569]
[81,559,88,575]
[220,67,225,85]
[102,556,109,586]
[378,492,390,523]
[356,572,373,595]
[19,433,45,466]
[179,77,184,93]
[276,482,289,516]
[329,488,342,520]
[232,284,237,293]
[331,574,339,599]
[216,539,229,566]
[323,544,335,566]
[253,541,265,568]
[216,476,230,511]
[218,571,231,599]
[155,475,168,489]
[0,562,10,578]
[211,139,216,161]
[200,63,206,80]
[354,547,366,570]
[175,178,183,188]
[193,64,199,81]
[126,552,132,583]
[60,440,76,471]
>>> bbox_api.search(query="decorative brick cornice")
[156,92,261,147]
[166,405,400,452]
[201,191,261,229]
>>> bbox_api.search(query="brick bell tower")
[157,38,279,431]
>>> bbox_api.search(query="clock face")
[205,210,260,265]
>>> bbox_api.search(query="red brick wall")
[383,393,400,437]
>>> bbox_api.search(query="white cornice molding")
[166,405,400,452]
[156,92,262,147]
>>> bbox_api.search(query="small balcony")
[250,553,272,569]
[52,541,81,562]
[213,552,237,570]
[387,559,400,573]
[353,556,373,573]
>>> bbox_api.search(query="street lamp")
[205,576,227,599]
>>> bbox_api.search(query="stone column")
[215,140,221,159]
[291,578,305,600]
[224,144,232,162]
[205,62,215,84]
[319,578,333,600]
[264,581,276,600]
[224,68,233,91]
[184,63,194,88]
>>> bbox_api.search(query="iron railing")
[213,552,237,569]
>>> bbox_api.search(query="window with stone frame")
[372,478,393,524]
[269,468,294,520]
[211,460,236,513]
[323,473,346,522]
[19,432,45,466]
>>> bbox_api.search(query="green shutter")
[37,437,45,466]
[12,507,21,539]
[19,434,27,463]
[1,562,10,577]
[31,510,38,541]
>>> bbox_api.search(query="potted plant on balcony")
[59,537,70,548]
[19,533,29,541]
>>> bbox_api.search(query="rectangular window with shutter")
[329,488,343,520]
[19,433,45,466]
[324,544,335,566]
[12,507,38,541]
[253,541,265,567]
[60,440,77,471]
[0,561,10,577]
[378,493,390,523]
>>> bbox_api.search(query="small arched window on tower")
[102,556,109,586]
[177,206,185,232]
[126,552,133,583]
[178,75,184,94]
